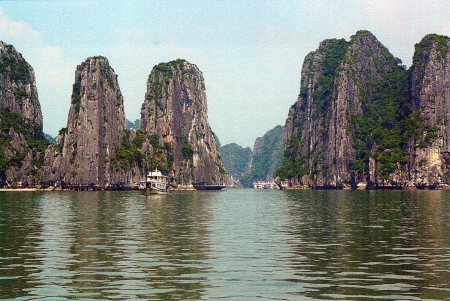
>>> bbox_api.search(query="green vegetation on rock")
[0,108,49,178]
[278,31,449,187]
[0,44,30,81]
[413,34,449,63]
[312,39,349,113]
[182,144,194,160]
[71,81,82,114]
[350,63,411,179]
[111,129,145,170]
[241,125,284,187]
[219,143,252,179]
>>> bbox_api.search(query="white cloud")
[360,0,450,64]
[0,9,40,42]
[0,9,75,135]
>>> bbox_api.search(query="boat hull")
[193,184,226,191]
[142,188,168,195]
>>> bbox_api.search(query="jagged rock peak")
[0,40,42,126]
[76,56,113,72]
[140,58,226,185]
[412,34,449,64]
[350,30,378,41]
[43,55,127,187]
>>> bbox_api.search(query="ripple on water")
[0,190,449,300]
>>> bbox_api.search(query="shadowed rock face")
[140,59,226,185]
[409,34,450,186]
[44,57,127,187]
[0,41,48,185]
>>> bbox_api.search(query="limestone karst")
[140,59,226,185]
[279,31,450,189]
[0,41,48,186]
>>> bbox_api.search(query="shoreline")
[1,186,450,192]
[0,184,197,192]
[283,184,450,191]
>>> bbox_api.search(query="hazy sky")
[0,1,449,147]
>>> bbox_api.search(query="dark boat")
[193,182,226,190]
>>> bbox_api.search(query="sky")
[0,1,449,147]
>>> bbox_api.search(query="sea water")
[0,189,449,300]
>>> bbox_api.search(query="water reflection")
[283,190,450,299]
[0,191,214,300]
[0,192,45,298]
[0,190,449,300]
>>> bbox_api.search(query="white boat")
[253,180,280,189]
[140,169,169,194]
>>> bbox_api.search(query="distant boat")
[140,169,169,194]
[253,180,280,189]
[193,181,226,191]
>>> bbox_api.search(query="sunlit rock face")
[282,31,450,188]
[409,34,450,187]
[283,31,408,188]
[43,56,127,187]
[140,59,226,185]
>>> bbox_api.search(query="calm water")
[0,190,449,300]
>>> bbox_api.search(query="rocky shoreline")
[0,185,197,192]
[283,184,450,190]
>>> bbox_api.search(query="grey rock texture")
[43,56,128,187]
[140,59,226,185]
[409,34,450,186]
[284,31,399,187]
[282,31,450,189]
[0,41,42,125]
[0,41,48,186]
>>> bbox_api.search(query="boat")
[139,169,169,194]
[193,181,226,191]
[253,180,280,189]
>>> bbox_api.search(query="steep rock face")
[281,31,409,188]
[409,34,450,186]
[0,42,42,125]
[43,57,127,187]
[140,59,226,185]
[242,125,284,186]
[0,41,48,185]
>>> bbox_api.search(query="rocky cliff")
[409,34,450,187]
[43,56,129,187]
[279,30,441,189]
[0,41,48,186]
[140,59,226,185]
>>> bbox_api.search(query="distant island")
[0,30,449,190]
